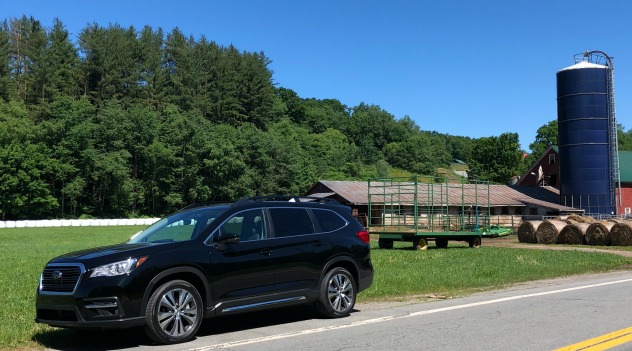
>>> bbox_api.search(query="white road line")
[189,277,632,351]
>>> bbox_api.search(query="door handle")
[312,240,323,246]
[260,248,272,256]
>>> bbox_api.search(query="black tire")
[435,238,448,248]
[412,237,428,250]
[469,237,482,248]
[317,267,356,318]
[378,238,394,249]
[143,280,203,344]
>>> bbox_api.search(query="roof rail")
[232,196,341,207]
[177,201,231,212]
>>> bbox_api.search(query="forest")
[1,16,630,220]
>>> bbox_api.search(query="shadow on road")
[33,305,323,350]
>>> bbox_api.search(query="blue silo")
[556,59,615,215]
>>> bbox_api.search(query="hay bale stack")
[517,221,541,244]
[566,215,596,224]
[536,220,567,244]
[610,222,632,246]
[586,221,614,246]
[558,222,590,245]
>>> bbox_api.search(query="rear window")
[312,209,347,232]
[269,208,314,237]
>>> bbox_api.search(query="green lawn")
[1,228,631,349]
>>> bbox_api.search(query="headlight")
[90,257,148,278]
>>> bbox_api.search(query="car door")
[268,207,331,297]
[207,208,276,313]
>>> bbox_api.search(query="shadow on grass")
[383,245,473,251]
[32,305,334,350]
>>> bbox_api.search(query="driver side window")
[219,209,266,242]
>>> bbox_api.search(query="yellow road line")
[553,326,632,351]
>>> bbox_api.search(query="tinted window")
[270,208,314,237]
[313,209,347,232]
[219,209,266,241]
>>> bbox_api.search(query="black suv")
[36,196,373,344]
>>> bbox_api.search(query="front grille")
[40,264,84,293]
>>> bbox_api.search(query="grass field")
[1,227,631,349]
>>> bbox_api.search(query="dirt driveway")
[484,235,632,258]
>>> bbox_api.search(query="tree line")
[0,16,537,219]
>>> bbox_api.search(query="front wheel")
[143,280,203,344]
[317,267,356,318]
[413,237,428,250]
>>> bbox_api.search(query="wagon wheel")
[469,237,482,248]
[413,237,428,250]
[435,238,448,248]
[378,238,394,249]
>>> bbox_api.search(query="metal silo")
[556,51,620,215]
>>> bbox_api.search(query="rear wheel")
[378,238,394,249]
[469,237,482,248]
[317,267,356,318]
[435,238,448,248]
[413,237,428,250]
[143,280,203,344]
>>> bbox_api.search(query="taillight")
[356,230,370,243]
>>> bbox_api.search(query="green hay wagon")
[367,176,512,250]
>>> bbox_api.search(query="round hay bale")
[517,220,541,244]
[586,221,614,246]
[536,220,567,245]
[566,215,596,224]
[558,222,590,245]
[610,222,632,246]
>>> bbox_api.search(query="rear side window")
[312,209,347,232]
[269,208,314,237]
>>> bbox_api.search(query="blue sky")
[2,0,631,150]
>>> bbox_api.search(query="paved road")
[43,270,632,351]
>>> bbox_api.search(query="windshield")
[128,206,229,244]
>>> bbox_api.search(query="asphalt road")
[42,270,632,351]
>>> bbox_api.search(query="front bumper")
[36,293,146,329]
[36,268,147,329]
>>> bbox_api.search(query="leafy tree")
[305,128,358,177]
[468,132,523,183]
[236,51,276,129]
[347,103,404,164]
[617,124,632,151]
[22,17,48,105]
[529,120,558,155]
[300,98,350,134]
[136,25,165,108]
[384,132,451,175]
[0,142,58,219]
[45,18,80,99]
[163,27,196,111]
[0,21,10,101]
[444,134,474,162]
[35,96,95,216]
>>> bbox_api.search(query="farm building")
[518,147,632,216]
[305,180,582,229]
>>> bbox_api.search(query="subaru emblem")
[52,270,63,280]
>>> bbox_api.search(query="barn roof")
[306,180,580,212]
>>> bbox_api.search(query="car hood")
[48,242,183,265]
